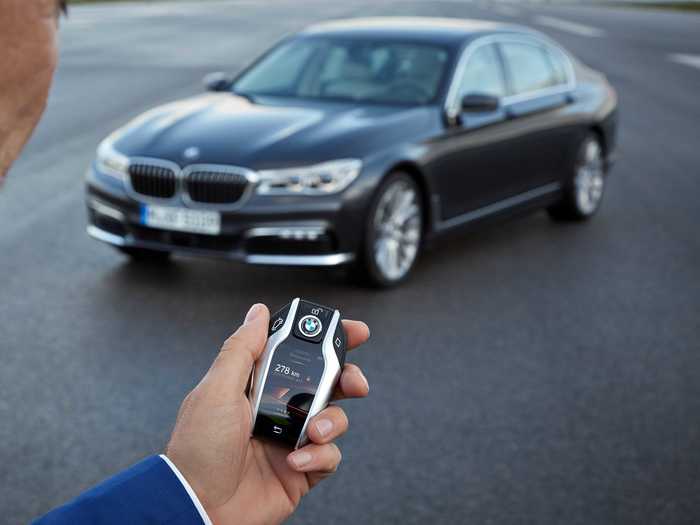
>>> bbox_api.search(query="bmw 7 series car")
[86,17,618,286]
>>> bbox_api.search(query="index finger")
[341,320,370,351]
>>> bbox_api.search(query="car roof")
[301,17,533,46]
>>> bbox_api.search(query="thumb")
[208,303,270,394]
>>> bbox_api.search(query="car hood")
[112,93,436,169]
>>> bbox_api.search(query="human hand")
[165,303,370,525]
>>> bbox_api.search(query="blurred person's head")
[0,0,64,181]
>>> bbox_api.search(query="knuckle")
[221,331,242,351]
[210,350,231,371]
[222,329,259,358]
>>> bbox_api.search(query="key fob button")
[269,302,291,336]
[293,300,330,343]
[298,315,323,338]
[333,321,347,367]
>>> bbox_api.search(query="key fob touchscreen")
[249,298,347,448]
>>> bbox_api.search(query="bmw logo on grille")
[183,147,200,161]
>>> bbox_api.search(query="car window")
[457,44,506,98]
[500,42,558,96]
[545,47,570,86]
[236,40,316,95]
[234,37,450,105]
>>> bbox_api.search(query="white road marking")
[534,16,605,38]
[668,53,700,70]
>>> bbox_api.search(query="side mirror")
[203,72,233,92]
[461,93,500,113]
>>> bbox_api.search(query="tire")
[354,172,424,288]
[547,133,606,222]
[117,246,171,262]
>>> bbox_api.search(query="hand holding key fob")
[249,298,347,449]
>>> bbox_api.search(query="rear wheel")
[548,134,606,221]
[117,246,171,262]
[356,172,423,288]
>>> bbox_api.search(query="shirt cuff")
[159,454,213,525]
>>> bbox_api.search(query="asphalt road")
[1,1,699,524]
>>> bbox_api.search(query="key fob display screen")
[253,338,324,446]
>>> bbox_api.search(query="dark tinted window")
[458,44,506,98]
[235,37,450,105]
[500,42,557,96]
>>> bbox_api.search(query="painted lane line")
[668,53,700,70]
[534,16,605,38]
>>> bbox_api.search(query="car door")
[430,42,520,223]
[497,39,578,193]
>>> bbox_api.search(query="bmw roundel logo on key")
[298,315,322,338]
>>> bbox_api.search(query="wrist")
[160,454,213,525]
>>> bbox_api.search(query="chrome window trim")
[444,32,577,121]
[124,158,259,210]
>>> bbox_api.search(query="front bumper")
[86,170,358,267]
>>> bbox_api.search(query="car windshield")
[233,37,451,105]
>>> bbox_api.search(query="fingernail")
[244,303,264,324]
[290,450,312,469]
[357,370,369,392]
[315,418,333,437]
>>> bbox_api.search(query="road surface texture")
[1,1,699,523]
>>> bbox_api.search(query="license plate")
[141,205,221,235]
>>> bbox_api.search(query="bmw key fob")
[249,298,347,449]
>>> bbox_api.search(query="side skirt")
[432,182,562,235]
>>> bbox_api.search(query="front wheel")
[548,134,606,221]
[356,172,424,288]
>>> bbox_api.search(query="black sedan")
[86,17,618,286]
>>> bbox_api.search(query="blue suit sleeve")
[33,455,205,525]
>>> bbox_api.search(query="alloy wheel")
[574,139,605,215]
[372,179,422,282]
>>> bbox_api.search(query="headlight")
[96,139,129,181]
[256,159,362,195]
